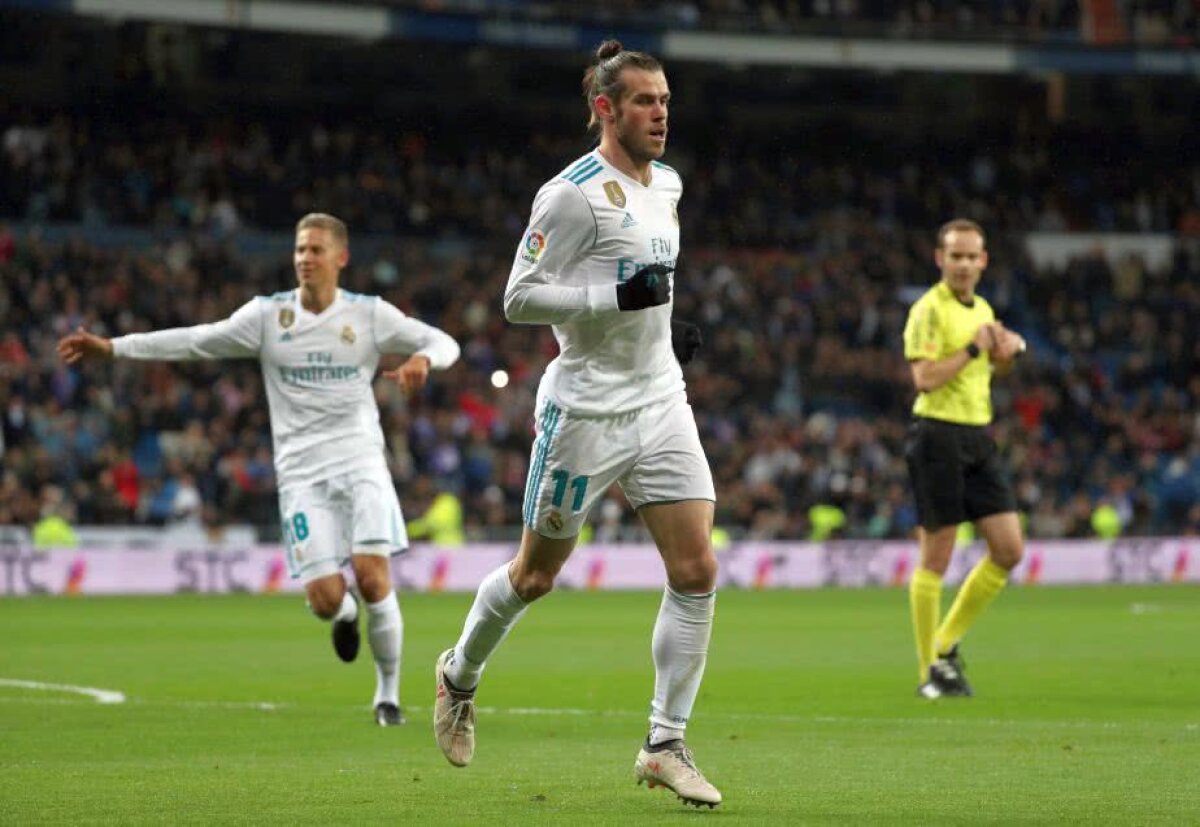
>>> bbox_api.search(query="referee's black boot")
[932,645,973,697]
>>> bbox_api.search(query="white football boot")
[635,739,722,808]
[433,648,476,767]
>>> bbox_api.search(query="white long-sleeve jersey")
[112,288,460,489]
[505,150,684,415]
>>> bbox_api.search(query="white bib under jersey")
[505,150,684,415]
[112,288,460,491]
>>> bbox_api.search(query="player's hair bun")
[596,40,623,61]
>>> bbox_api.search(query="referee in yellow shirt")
[902,218,1028,699]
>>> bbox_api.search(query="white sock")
[332,591,357,623]
[445,564,528,691]
[648,586,715,745]
[366,591,402,707]
[648,724,685,747]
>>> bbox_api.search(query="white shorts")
[278,465,408,583]
[523,391,715,539]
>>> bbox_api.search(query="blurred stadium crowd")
[2,112,1197,542]
[386,0,1198,45]
[3,113,1199,241]
[1,6,1198,544]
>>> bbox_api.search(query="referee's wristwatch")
[965,342,981,359]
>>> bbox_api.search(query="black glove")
[616,263,672,312]
[671,320,702,366]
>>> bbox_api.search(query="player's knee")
[918,529,956,573]
[920,550,952,575]
[669,554,718,593]
[355,570,391,603]
[990,542,1024,571]
[511,568,555,602]
[306,589,341,620]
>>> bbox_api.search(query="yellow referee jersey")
[903,281,996,425]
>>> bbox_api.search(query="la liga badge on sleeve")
[520,228,546,264]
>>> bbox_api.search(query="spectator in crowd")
[31,484,78,550]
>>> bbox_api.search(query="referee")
[902,218,1027,699]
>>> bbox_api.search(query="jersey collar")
[936,280,975,308]
[593,149,655,189]
[295,287,342,319]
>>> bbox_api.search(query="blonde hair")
[581,39,663,132]
[296,212,349,247]
[936,218,986,248]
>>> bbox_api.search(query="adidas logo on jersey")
[280,332,293,342]
[621,212,638,228]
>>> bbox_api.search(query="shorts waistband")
[542,390,683,422]
[912,415,986,431]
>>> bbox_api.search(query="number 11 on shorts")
[550,469,589,512]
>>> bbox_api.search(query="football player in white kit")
[432,41,721,808]
[58,213,460,727]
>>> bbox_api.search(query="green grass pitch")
[2,586,1197,824]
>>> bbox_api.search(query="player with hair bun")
[432,40,721,809]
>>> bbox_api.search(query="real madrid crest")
[341,325,356,345]
[546,511,564,533]
[670,199,679,226]
[278,308,295,329]
[603,181,626,209]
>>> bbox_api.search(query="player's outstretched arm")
[57,327,114,364]
[58,301,263,366]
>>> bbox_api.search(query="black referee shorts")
[903,416,1017,531]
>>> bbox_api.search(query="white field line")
[1,686,1195,733]
[0,678,125,704]
[0,696,282,711]
[172,699,283,711]
[466,707,1197,733]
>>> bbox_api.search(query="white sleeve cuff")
[587,284,619,315]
